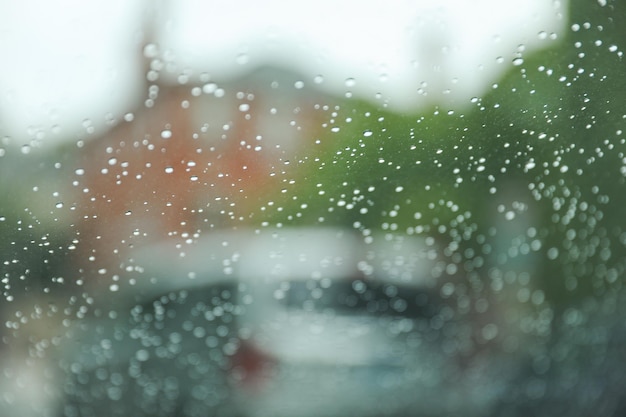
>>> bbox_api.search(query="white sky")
[0,0,567,148]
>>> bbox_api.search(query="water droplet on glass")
[363,130,373,137]
[161,129,172,139]
[345,78,356,88]
[203,83,217,94]
[165,166,174,174]
[512,57,524,66]
[236,53,249,65]
[143,43,159,58]
[482,323,499,340]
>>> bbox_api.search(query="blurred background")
[1,0,626,416]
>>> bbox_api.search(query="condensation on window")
[1,1,626,416]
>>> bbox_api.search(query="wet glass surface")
[1,1,626,416]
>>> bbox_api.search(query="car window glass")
[1,1,626,416]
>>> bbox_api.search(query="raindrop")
[203,83,217,94]
[143,43,159,58]
[161,129,172,139]
[547,247,559,260]
[135,349,149,362]
[512,57,524,66]
[236,53,249,65]
[363,130,373,137]
[165,166,174,174]
[482,323,499,340]
[345,78,356,88]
